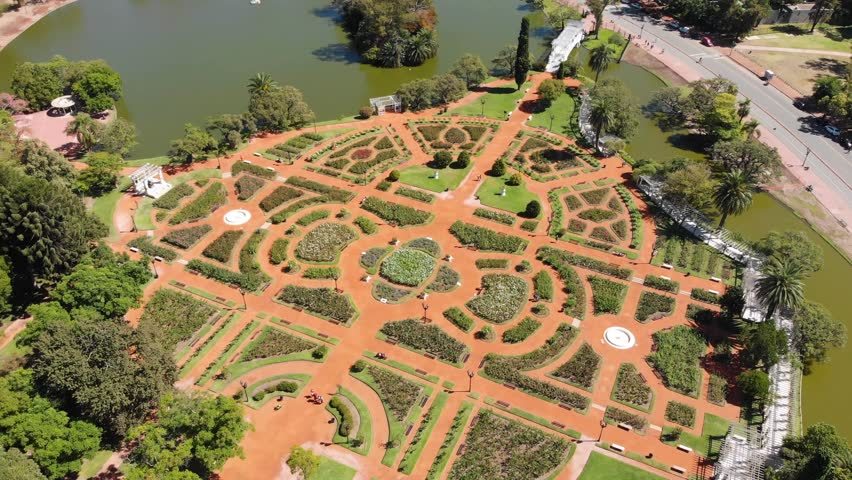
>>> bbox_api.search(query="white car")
[825,125,841,137]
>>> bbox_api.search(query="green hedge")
[169,182,227,224]
[664,401,696,428]
[202,230,244,263]
[647,326,706,397]
[502,317,541,343]
[587,275,628,315]
[691,288,721,304]
[443,307,474,332]
[450,221,527,253]
[634,291,676,323]
[473,208,515,226]
[536,246,632,279]
[361,196,432,227]
[128,236,177,261]
[643,274,680,293]
[532,270,553,302]
[232,161,277,179]
[152,183,193,210]
[186,259,265,291]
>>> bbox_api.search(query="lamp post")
[480,98,486,117]
[802,147,811,167]
[597,419,607,442]
[238,288,247,311]
[150,257,159,279]
[240,380,249,402]
[333,272,341,293]
[549,113,555,131]
[421,302,429,322]
[467,370,474,392]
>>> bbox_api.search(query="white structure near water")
[130,164,172,199]
[545,20,585,73]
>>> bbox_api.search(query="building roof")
[369,95,401,108]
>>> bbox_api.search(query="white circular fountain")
[223,209,251,226]
[603,326,636,350]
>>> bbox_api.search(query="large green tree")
[0,258,11,320]
[713,169,755,228]
[451,54,488,89]
[286,447,321,479]
[740,321,788,368]
[0,370,101,480]
[587,78,639,152]
[396,78,437,112]
[491,45,517,77]
[96,117,138,157]
[17,139,76,186]
[792,301,847,370]
[538,78,564,106]
[167,123,217,164]
[755,231,824,276]
[774,422,852,480]
[50,253,149,318]
[737,369,771,406]
[662,162,716,219]
[248,85,314,133]
[514,17,530,90]
[755,256,807,321]
[125,393,249,479]
[433,73,467,106]
[10,60,64,111]
[709,138,780,184]
[0,166,106,290]
[76,151,124,196]
[64,113,101,151]
[205,113,256,151]
[30,317,176,438]
[586,0,611,37]
[0,448,47,480]
[70,64,123,113]
[589,43,615,82]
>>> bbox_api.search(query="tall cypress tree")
[514,17,530,91]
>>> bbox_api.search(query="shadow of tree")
[312,43,360,64]
[803,57,848,76]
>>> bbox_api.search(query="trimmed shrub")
[532,271,553,301]
[502,317,541,343]
[351,360,366,372]
[664,401,696,428]
[295,223,357,263]
[170,182,227,224]
[259,186,304,212]
[466,274,528,324]
[475,258,508,269]
[473,208,515,226]
[551,343,601,390]
[396,186,435,204]
[432,151,454,168]
[152,183,193,210]
[330,396,355,437]
[536,247,586,319]
[354,216,378,235]
[449,221,527,253]
[202,230,243,263]
[643,274,680,293]
[404,237,441,257]
[536,246,632,279]
[186,259,264,291]
[277,285,356,323]
[691,288,721,304]
[295,209,331,227]
[128,236,177,261]
[635,291,676,323]
[232,161,277,179]
[268,239,289,265]
[587,275,628,315]
[303,267,340,279]
[523,200,541,219]
[443,307,474,332]
[361,196,432,227]
[381,319,468,363]
[604,406,648,433]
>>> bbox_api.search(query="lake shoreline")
[0,0,77,50]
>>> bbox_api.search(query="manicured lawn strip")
[448,81,531,119]
[245,373,310,408]
[308,456,357,480]
[398,161,473,192]
[476,174,540,217]
[211,350,322,392]
[578,451,664,480]
[196,320,260,386]
[326,386,373,455]
[91,177,131,238]
[529,91,578,137]
[77,450,113,480]
[178,313,240,377]
[134,198,156,231]
[167,281,237,307]
[363,351,439,384]
[484,397,581,438]
[398,392,449,474]
[425,401,473,480]
[350,366,432,467]
[450,221,527,253]
[169,182,227,224]
[447,410,571,480]
[271,317,340,345]
[660,412,731,459]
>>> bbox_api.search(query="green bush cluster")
[259,185,304,212]
[475,258,508,269]
[294,223,357,263]
[580,188,609,205]
[381,319,468,363]
[648,326,706,397]
[502,317,541,344]
[614,184,643,249]
[443,307,474,332]
[380,248,436,287]
[520,219,538,232]
[612,364,653,410]
[268,239,289,265]
[354,216,378,235]
[536,246,632,279]
[643,274,680,293]
[578,208,617,223]
[349,149,398,175]
[567,218,587,233]
[449,221,527,253]
[360,247,391,271]
[152,183,193,210]
[303,267,339,279]
[664,401,696,428]
[139,289,219,349]
[635,291,676,323]
[564,194,582,211]
[551,343,601,390]
[202,230,243,263]
[588,275,628,315]
[295,209,330,227]
[590,226,617,243]
[536,247,586,319]
[405,238,441,257]
[186,259,265,291]
[604,406,648,432]
[285,176,356,202]
[427,265,460,293]
[691,288,721,304]
[329,396,355,437]
[363,365,422,422]
[396,186,435,204]
[466,274,528,324]
[127,236,177,261]
[372,280,412,303]
[241,327,317,362]
[169,182,227,224]
[473,208,515,226]
[235,175,266,201]
[277,285,356,323]
[708,374,727,406]
[532,270,553,302]
[361,196,432,227]
[232,161,277,179]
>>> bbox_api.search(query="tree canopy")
[0,447,48,480]
[755,231,824,276]
[76,151,124,196]
[11,56,123,113]
[248,84,314,134]
[167,123,217,164]
[774,422,852,480]
[792,301,847,370]
[740,321,789,368]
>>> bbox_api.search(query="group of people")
[308,390,324,405]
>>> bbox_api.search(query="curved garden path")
[114,73,738,480]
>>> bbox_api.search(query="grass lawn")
[582,29,628,58]
[661,412,731,459]
[91,177,132,239]
[327,386,373,455]
[476,174,540,217]
[740,49,844,95]
[78,450,113,479]
[528,92,579,137]
[134,197,156,231]
[125,156,170,167]
[448,81,531,119]
[578,452,663,480]
[398,162,473,193]
[307,456,357,480]
[134,168,222,230]
[398,392,449,474]
[745,24,852,53]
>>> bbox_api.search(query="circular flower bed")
[444,127,467,145]
[379,248,436,287]
[351,148,373,160]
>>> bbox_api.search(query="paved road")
[606,5,852,209]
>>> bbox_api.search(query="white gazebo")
[50,95,75,115]
[545,20,585,73]
[130,163,172,199]
[369,95,402,115]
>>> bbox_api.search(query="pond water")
[2,0,850,438]
[582,49,852,437]
[0,0,552,158]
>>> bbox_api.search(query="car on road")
[825,124,841,137]
[669,20,680,29]
[701,36,714,47]
[793,99,808,111]
[679,26,692,35]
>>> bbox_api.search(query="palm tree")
[589,44,615,82]
[589,96,615,153]
[406,30,437,65]
[64,112,99,151]
[247,73,278,96]
[755,256,806,321]
[713,169,755,228]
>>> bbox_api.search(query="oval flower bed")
[465,274,528,324]
[351,148,373,160]
[295,222,357,263]
[379,248,436,287]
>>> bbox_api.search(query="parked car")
[825,124,841,137]
[701,36,714,47]
[679,26,692,34]
[793,99,807,111]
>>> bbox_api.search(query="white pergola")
[546,20,585,73]
[130,164,173,199]
[369,95,402,115]
[50,95,75,115]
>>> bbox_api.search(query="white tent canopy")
[50,95,75,114]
